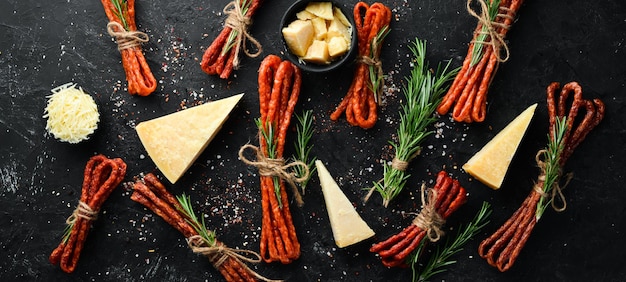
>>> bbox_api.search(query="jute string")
[238,144,309,207]
[66,201,98,225]
[223,0,262,69]
[466,0,514,63]
[187,235,282,282]
[390,148,421,172]
[390,157,409,171]
[412,184,445,242]
[533,149,572,212]
[106,21,149,51]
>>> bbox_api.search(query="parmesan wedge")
[315,160,375,248]
[463,104,537,189]
[136,94,244,184]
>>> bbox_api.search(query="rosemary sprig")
[176,194,217,246]
[368,25,390,103]
[470,0,501,66]
[111,0,130,31]
[370,38,458,207]
[61,222,73,243]
[293,110,316,194]
[411,202,492,282]
[221,0,253,55]
[255,118,283,208]
[536,116,568,220]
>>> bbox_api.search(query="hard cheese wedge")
[315,160,375,248]
[136,93,244,184]
[463,103,537,189]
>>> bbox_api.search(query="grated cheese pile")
[43,83,100,144]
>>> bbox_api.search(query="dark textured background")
[1,0,625,281]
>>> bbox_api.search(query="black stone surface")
[1,0,625,281]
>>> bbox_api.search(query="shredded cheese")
[43,83,100,144]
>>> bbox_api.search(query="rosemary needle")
[111,0,130,31]
[368,25,390,103]
[61,221,73,243]
[411,202,492,282]
[176,194,217,246]
[293,110,316,194]
[368,38,458,207]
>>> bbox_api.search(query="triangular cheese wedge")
[463,103,537,189]
[136,94,244,183]
[315,160,375,248]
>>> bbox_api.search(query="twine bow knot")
[238,144,309,206]
[466,0,514,63]
[412,184,445,242]
[66,201,98,225]
[106,21,149,51]
[223,0,262,69]
[187,235,261,267]
[187,235,282,282]
[533,149,572,212]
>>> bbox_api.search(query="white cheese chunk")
[136,93,244,183]
[463,103,537,189]
[315,160,375,248]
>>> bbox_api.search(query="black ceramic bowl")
[279,0,357,73]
